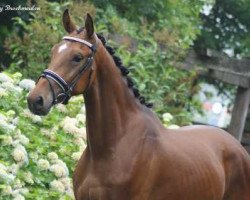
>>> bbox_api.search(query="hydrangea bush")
[0,72,86,199]
[0,72,177,199]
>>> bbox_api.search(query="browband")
[63,36,96,52]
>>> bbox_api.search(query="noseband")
[38,36,96,105]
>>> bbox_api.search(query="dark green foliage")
[196,0,250,57]
[0,0,28,69]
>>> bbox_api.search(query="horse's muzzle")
[27,95,50,116]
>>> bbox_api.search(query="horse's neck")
[84,46,143,158]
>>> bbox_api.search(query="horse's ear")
[85,13,94,38]
[63,9,76,33]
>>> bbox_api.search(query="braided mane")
[96,33,153,108]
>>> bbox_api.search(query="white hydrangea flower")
[50,163,68,178]
[2,185,12,196]
[61,117,85,137]
[52,160,69,174]
[80,106,86,114]
[17,187,29,195]
[12,72,22,81]
[168,124,180,129]
[59,177,72,190]
[80,128,87,139]
[23,171,34,184]
[2,135,13,145]
[40,128,51,136]
[12,117,19,125]
[17,134,29,145]
[79,143,87,152]
[0,73,14,83]
[69,96,83,103]
[55,104,67,113]
[19,79,35,91]
[0,119,15,133]
[50,180,65,193]
[76,113,86,124]
[12,139,21,147]
[12,145,28,165]
[61,116,77,128]
[37,159,50,171]
[65,188,75,199]
[29,152,39,161]
[0,168,15,183]
[8,164,19,175]
[162,113,173,123]
[23,109,42,123]
[73,138,85,146]
[14,129,22,136]
[1,80,22,94]
[13,179,25,189]
[0,87,8,97]
[71,152,82,161]
[0,163,7,171]
[13,194,25,200]
[47,152,59,161]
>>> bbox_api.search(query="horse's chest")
[76,179,130,200]
[74,163,133,200]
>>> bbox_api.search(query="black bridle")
[38,36,96,105]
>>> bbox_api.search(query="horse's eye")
[72,54,83,63]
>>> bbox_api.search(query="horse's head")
[27,9,97,115]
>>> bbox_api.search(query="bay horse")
[27,9,250,200]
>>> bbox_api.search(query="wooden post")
[228,87,250,141]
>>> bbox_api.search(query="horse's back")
[161,125,250,200]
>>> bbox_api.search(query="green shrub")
[0,71,85,199]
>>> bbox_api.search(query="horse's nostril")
[35,96,44,109]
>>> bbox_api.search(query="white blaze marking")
[58,43,67,53]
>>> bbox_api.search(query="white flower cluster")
[0,111,17,135]
[0,119,16,133]
[19,79,35,91]
[162,112,180,129]
[71,152,82,161]
[0,163,15,183]
[0,163,29,199]
[40,127,57,141]
[0,76,22,94]
[55,104,67,113]
[61,116,86,139]
[50,177,74,197]
[0,87,8,97]
[12,145,29,166]
[42,152,74,197]
[37,159,50,171]
[162,113,173,123]
[50,162,69,178]
[0,72,14,83]
[22,109,42,123]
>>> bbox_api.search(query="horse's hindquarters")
[222,145,250,200]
